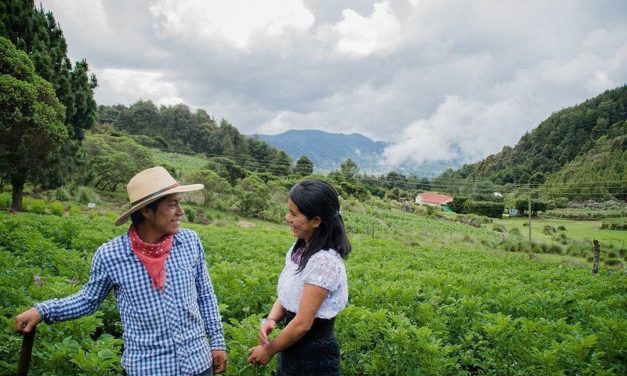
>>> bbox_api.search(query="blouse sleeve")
[302,251,343,291]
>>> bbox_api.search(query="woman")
[248,180,351,375]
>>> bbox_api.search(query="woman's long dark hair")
[289,180,351,272]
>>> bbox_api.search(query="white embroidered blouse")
[277,245,348,319]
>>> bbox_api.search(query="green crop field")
[1,202,625,375]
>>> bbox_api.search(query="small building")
[415,192,454,209]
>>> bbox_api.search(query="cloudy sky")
[40,0,627,167]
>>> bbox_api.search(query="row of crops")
[0,205,625,374]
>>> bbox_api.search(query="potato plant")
[1,204,625,375]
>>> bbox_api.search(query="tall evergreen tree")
[0,0,97,186]
[0,37,68,210]
[294,155,314,176]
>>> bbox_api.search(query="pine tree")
[0,0,98,187]
[0,37,68,210]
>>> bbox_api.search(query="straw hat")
[115,166,204,226]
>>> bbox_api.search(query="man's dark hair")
[289,179,351,272]
[130,196,168,225]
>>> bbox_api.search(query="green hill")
[541,131,626,200]
[438,86,627,200]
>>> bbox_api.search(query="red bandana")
[129,225,173,291]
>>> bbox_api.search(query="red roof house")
[415,192,453,206]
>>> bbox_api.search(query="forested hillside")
[98,102,295,178]
[540,131,626,200]
[439,86,626,200]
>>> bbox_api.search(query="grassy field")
[151,149,209,172]
[495,216,626,249]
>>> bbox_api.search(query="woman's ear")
[312,216,321,229]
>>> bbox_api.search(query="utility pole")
[528,185,533,259]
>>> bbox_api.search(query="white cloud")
[98,68,183,106]
[321,1,403,58]
[383,96,524,166]
[258,111,298,134]
[38,0,627,172]
[149,0,315,50]
[40,0,167,67]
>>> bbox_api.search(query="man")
[15,166,228,375]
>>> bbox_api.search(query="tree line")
[97,101,311,178]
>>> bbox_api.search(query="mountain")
[252,130,461,176]
[252,130,389,173]
[436,85,627,200]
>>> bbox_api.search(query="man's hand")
[212,350,227,374]
[15,308,42,333]
[248,345,274,365]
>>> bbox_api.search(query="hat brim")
[114,184,204,226]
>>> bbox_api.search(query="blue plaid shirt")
[35,228,226,376]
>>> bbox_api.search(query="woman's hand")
[248,345,274,365]
[258,318,277,346]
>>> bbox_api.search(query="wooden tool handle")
[17,326,36,376]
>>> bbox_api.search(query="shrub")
[449,197,468,213]
[49,201,65,216]
[500,239,525,252]
[76,186,101,204]
[600,219,627,230]
[54,187,73,201]
[542,225,556,235]
[566,243,586,257]
[492,224,507,233]
[552,197,569,208]
[508,227,522,237]
[553,233,569,245]
[557,225,566,231]
[69,204,82,215]
[28,199,47,214]
[185,207,196,223]
[604,258,622,267]
[548,243,563,254]
[0,193,10,209]
[464,200,504,218]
